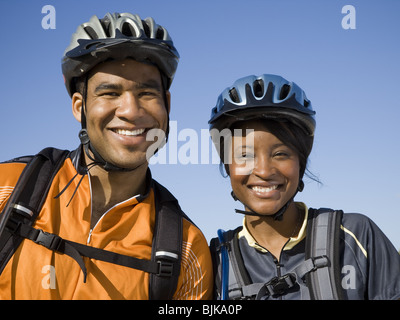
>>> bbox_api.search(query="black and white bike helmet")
[61,12,179,172]
[209,74,316,136]
[62,12,179,96]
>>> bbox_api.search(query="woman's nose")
[252,156,278,179]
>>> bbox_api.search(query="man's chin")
[105,157,148,172]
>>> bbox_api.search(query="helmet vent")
[229,88,240,103]
[121,22,137,37]
[253,79,264,98]
[279,84,291,100]
[142,21,151,38]
[156,27,165,40]
[100,16,112,37]
[84,26,99,40]
[104,23,112,37]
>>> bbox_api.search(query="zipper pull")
[87,229,93,244]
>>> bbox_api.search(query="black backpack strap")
[209,233,224,299]
[12,222,167,283]
[305,208,344,300]
[0,147,70,274]
[148,180,183,300]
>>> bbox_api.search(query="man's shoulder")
[1,155,34,165]
[0,156,31,210]
[0,147,74,198]
[151,179,208,241]
[151,179,195,223]
[1,147,74,167]
[151,179,178,203]
[1,148,74,178]
[0,157,29,185]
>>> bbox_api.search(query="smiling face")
[228,120,301,216]
[72,58,170,170]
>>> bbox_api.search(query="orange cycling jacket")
[0,148,213,299]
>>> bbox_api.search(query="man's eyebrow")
[94,83,123,93]
[135,79,163,91]
[94,80,162,93]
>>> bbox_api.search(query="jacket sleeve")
[364,217,400,300]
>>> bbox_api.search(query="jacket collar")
[69,146,152,202]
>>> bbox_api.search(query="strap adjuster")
[33,229,62,251]
[5,217,22,233]
[157,261,174,277]
[5,203,35,233]
[311,255,329,270]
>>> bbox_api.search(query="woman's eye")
[236,153,254,160]
[274,151,290,159]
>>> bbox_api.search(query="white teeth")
[114,128,145,136]
[252,185,278,193]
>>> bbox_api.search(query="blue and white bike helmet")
[209,74,316,136]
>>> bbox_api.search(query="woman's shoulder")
[332,211,397,261]
[309,208,376,233]
[209,226,243,245]
[340,211,381,237]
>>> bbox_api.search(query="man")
[0,12,213,299]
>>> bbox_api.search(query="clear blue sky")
[1,0,399,249]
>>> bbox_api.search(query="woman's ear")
[297,179,305,192]
[165,90,171,114]
[72,92,83,123]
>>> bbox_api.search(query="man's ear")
[165,90,171,114]
[72,92,83,123]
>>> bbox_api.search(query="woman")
[208,74,400,300]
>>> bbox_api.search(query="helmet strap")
[232,179,304,221]
[234,200,290,221]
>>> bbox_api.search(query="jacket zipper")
[273,238,290,300]
[85,174,140,244]
[86,173,113,244]
[86,204,119,244]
